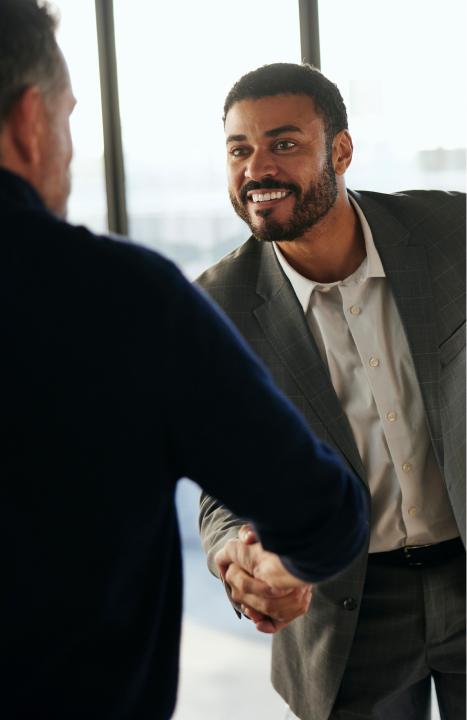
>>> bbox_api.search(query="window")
[113,0,301,277]
[319,0,466,192]
[54,0,107,232]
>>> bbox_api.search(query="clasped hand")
[215,524,313,634]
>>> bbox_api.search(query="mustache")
[239,179,300,203]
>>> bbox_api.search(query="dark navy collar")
[0,167,47,213]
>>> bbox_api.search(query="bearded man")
[198,63,466,720]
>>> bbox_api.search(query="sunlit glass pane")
[114,0,301,277]
[319,0,466,192]
[53,0,107,232]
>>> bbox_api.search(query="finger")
[225,563,272,599]
[254,618,289,634]
[218,542,303,598]
[245,586,312,622]
[225,562,297,603]
[241,605,267,623]
[226,565,285,616]
[239,524,258,544]
[214,538,240,576]
[232,545,295,596]
[241,605,289,634]
[253,554,311,591]
[228,573,310,621]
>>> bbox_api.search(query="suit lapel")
[352,191,443,462]
[253,242,366,481]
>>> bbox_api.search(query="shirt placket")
[339,280,425,538]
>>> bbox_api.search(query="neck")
[276,191,366,283]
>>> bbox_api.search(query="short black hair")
[0,0,65,129]
[223,63,348,149]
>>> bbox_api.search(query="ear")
[7,86,48,167]
[332,130,353,176]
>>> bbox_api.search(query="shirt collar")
[272,194,386,314]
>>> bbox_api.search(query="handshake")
[215,524,313,634]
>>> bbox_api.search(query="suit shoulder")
[196,236,260,291]
[355,189,465,260]
[356,189,465,234]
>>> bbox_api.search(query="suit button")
[342,597,357,611]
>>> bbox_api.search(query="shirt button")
[408,506,418,517]
[369,357,380,368]
[386,411,397,422]
[342,597,357,611]
[402,462,412,473]
[350,305,361,316]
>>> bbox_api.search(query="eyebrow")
[265,124,303,137]
[226,134,247,144]
[226,124,303,144]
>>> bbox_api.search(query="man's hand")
[215,525,312,634]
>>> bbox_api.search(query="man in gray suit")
[198,63,465,720]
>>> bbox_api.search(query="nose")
[244,149,278,181]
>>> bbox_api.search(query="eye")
[229,146,249,158]
[274,140,296,152]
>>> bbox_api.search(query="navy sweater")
[0,169,368,718]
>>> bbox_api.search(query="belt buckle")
[403,543,431,567]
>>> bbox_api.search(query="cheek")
[227,164,242,191]
[65,124,73,160]
[60,127,72,162]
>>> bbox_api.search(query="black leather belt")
[368,537,464,568]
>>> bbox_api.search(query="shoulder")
[196,236,261,291]
[353,189,465,241]
[57,214,183,286]
[11,208,192,314]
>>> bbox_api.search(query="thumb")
[239,524,258,545]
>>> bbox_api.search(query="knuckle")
[262,599,276,616]
[226,571,248,598]
[237,576,249,594]
[230,589,241,603]
[224,565,238,586]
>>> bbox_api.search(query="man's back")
[0,169,368,718]
[0,169,194,717]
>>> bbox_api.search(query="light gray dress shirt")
[273,197,458,552]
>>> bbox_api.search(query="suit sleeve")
[164,267,369,582]
[199,490,243,578]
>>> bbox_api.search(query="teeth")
[250,191,288,203]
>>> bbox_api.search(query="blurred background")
[51,1,465,716]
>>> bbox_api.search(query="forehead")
[224,94,324,138]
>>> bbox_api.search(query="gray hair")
[0,0,66,129]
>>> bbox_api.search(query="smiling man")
[198,63,466,720]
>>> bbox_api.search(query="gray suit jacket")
[198,189,466,720]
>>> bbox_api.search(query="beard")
[229,159,338,243]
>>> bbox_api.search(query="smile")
[247,190,291,204]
